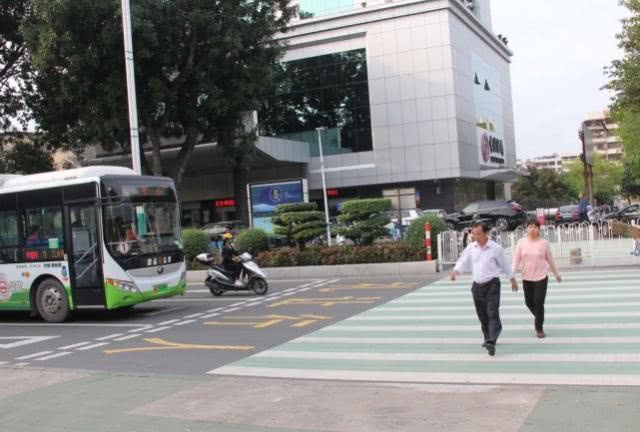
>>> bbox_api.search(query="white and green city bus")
[0,166,186,322]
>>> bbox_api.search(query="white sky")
[490,0,627,160]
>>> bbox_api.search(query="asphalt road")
[0,274,438,375]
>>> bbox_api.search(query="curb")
[187,261,437,282]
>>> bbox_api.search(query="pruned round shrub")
[335,198,391,245]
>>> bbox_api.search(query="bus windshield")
[102,179,182,266]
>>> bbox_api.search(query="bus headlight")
[106,278,139,293]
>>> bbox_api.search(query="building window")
[259,48,373,157]
[298,0,354,18]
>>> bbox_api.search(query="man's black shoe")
[486,343,496,356]
[481,341,487,348]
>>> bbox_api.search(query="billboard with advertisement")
[248,179,308,234]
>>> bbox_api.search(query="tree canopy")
[0,0,36,131]
[512,167,572,209]
[0,135,53,174]
[606,0,640,194]
[22,0,296,185]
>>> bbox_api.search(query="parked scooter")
[195,252,269,296]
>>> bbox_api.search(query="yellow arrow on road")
[104,338,254,355]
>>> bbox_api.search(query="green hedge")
[235,228,270,254]
[404,215,447,259]
[275,202,317,213]
[182,229,210,269]
[257,243,421,267]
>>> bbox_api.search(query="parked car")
[554,205,580,224]
[201,220,246,238]
[388,209,423,227]
[445,200,526,232]
[421,208,448,218]
[606,204,640,224]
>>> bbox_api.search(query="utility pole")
[121,0,142,175]
[579,122,594,205]
[316,127,332,246]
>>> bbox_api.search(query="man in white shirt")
[451,222,518,356]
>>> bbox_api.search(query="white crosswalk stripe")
[209,268,640,385]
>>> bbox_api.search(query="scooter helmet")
[222,233,233,240]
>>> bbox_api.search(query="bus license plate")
[153,284,168,292]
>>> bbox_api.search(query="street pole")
[121,0,142,175]
[316,127,332,246]
[603,121,609,162]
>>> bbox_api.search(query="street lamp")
[121,0,142,175]
[315,127,332,246]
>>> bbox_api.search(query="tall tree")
[562,154,624,204]
[23,0,296,218]
[512,167,572,209]
[0,0,36,131]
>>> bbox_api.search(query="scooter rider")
[220,233,242,281]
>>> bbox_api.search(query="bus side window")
[0,209,19,264]
[22,206,65,250]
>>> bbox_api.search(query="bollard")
[425,223,432,261]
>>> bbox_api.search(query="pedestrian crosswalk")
[208,268,640,386]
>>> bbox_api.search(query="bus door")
[65,203,104,305]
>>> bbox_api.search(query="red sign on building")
[214,199,237,208]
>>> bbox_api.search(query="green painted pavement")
[521,387,640,432]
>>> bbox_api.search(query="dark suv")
[606,204,640,224]
[445,200,526,231]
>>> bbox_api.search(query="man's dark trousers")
[472,278,502,344]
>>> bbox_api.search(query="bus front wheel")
[35,279,71,323]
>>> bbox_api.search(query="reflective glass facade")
[259,49,372,157]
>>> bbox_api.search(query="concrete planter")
[187,260,437,282]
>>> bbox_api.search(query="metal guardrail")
[437,220,640,271]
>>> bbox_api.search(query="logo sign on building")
[248,179,308,234]
[478,129,506,167]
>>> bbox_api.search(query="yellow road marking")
[319,282,417,293]
[204,314,332,329]
[104,338,254,354]
[268,296,381,308]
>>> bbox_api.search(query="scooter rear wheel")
[208,281,224,296]
[249,278,268,296]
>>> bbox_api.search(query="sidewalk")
[1,367,638,432]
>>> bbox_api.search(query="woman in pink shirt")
[512,218,561,338]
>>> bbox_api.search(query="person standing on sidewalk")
[512,218,561,338]
[450,222,517,356]
[578,193,589,223]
